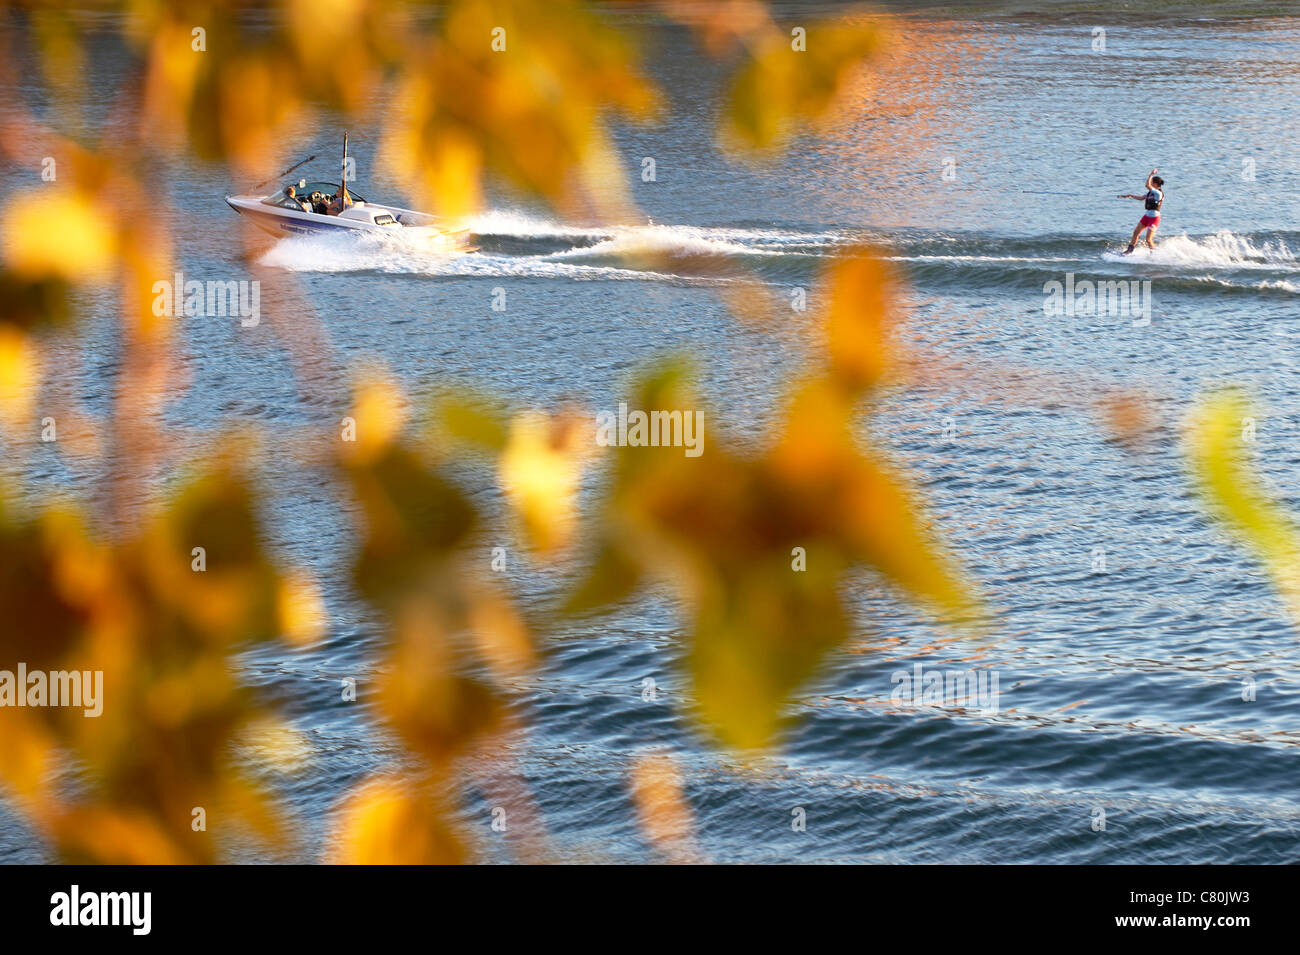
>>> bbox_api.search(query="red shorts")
[1138,215,1160,230]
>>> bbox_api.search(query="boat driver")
[326,182,353,216]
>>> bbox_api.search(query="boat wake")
[1097,231,1300,295]
[1099,230,1299,270]
[889,230,1300,297]
[256,217,1300,296]
[256,210,842,284]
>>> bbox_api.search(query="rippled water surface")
[5,9,1300,863]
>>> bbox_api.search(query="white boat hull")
[224,194,471,247]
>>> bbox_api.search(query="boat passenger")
[283,185,310,213]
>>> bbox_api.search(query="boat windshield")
[262,192,308,210]
[295,181,366,203]
[260,180,368,211]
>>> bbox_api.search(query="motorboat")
[224,182,469,240]
[224,137,473,248]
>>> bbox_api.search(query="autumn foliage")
[0,0,983,862]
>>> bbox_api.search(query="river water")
[4,7,1300,863]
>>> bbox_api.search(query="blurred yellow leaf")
[430,388,511,454]
[630,752,699,863]
[3,191,115,281]
[0,328,40,433]
[345,373,407,465]
[0,711,57,803]
[1187,390,1300,618]
[499,409,591,554]
[51,807,192,865]
[379,600,506,765]
[565,249,975,750]
[329,776,466,864]
[277,570,327,646]
[0,0,968,862]
[724,15,884,153]
[824,253,896,393]
[466,584,536,679]
[382,0,660,219]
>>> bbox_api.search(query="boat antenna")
[340,131,352,206]
[249,154,318,193]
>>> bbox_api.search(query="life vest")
[1144,188,1163,215]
